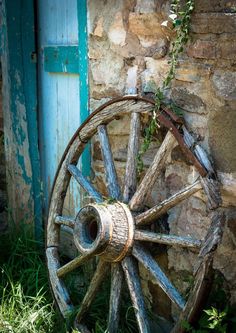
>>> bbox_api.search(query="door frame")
[1,0,42,238]
[0,0,89,237]
[77,0,90,177]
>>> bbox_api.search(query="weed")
[0,222,67,333]
[182,272,236,333]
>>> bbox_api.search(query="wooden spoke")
[57,253,92,278]
[55,215,75,229]
[135,230,201,249]
[171,255,213,333]
[123,112,141,203]
[46,247,73,316]
[68,164,103,203]
[107,263,123,333]
[97,124,121,200]
[129,131,176,211]
[122,256,151,333]
[46,96,222,331]
[135,180,202,225]
[133,244,185,310]
[75,260,109,323]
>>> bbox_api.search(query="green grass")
[0,223,68,333]
[0,222,138,333]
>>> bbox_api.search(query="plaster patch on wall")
[108,12,126,46]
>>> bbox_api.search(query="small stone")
[194,0,236,13]
[182,112,208,139]
[212,70,236,100]
[151,41,169,59]
[108,12,126,46]
[135,0,156,13]
[209,107,236,173]
[171,88,206,114]
[141,58,170,92]
[90,51,124,90]
[188,38,236,60]
[129,12,165,46]
[93,17,104,37]
[191,13,236,34]
[187,40,217,59]
[126,66,138,94]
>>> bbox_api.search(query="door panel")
[38,0,87,214]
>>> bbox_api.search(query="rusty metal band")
[157,113,207,177]
[49,95,207,211]
[113,203,135,263]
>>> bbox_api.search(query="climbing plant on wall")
[137,0,195,173]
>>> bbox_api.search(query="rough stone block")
[135,0,156,13]
[175,61,212,83]
[171,88,206,114]
[212,70,236,100]
[187,40,217,59]
[209,107,236,173]
[93,17,104,37]
[141,58,170,92]
[191,13,236,34]
[194,0,236,13]
[188,39,236,60]
[108,12,126,46]
[129,12,166,47]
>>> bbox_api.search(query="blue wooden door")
[37,0,89,214]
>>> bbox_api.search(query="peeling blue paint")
[17,154,32,185]
[78,0,90,178]
[1,0,42,238]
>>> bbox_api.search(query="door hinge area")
[30,51,37,63]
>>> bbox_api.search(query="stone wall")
[87,0,236,316]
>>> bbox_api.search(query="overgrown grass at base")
[0,222,137,333]
[0,223,67,333]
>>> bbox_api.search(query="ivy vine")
[137,0,195,173]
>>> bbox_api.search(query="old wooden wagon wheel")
[46,96,224,333]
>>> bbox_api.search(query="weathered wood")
[183,126,214,174]
[59,225,78,259]
[135,180,202,225]
[1,1,41,231]
[133,244,185,309]
[68,164,103,203]
[172,210,225,332]
[200,176,222,210]
[46,96,222,330]
[171,254,214,333]
[46,247,73,316]
[122,256,151,333]
[97,125,121,200]
[57,253,92,278]
[134,230,201,249]
[47,99,157,247]
[123,112,141,203]
[74,323,91,333]
[129,131,177,211]
[74,202,134,262]
[107,264,123,333]
[79,99,153,143]
[75,259,109,323]
[197,210,225,264]
[47,137,85,247]
[55,215,75,229]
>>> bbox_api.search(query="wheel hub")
[74,202,135,262]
